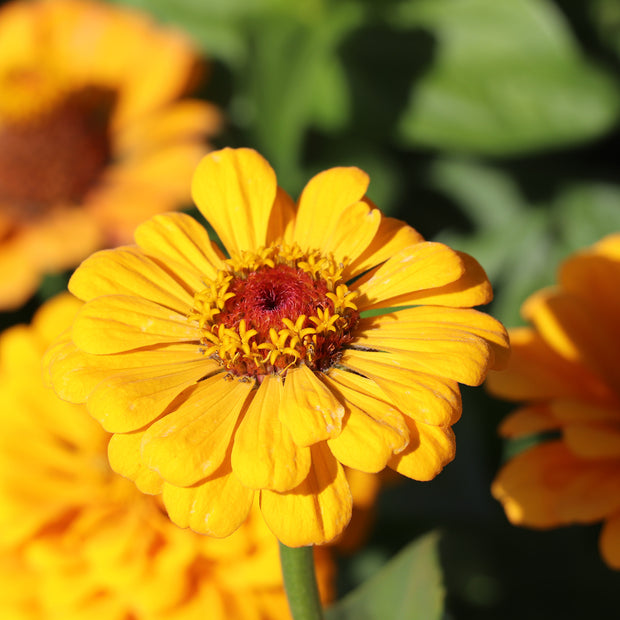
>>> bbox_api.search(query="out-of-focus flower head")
[0,294,333,619]
[488,234,620,569]
[0,0,220,310]
[46,147,509,547]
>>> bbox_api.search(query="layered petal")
[279,364,344,446]
[231,375,311,492]
[162,466,254,538]
[260,443,352,546]
[107,432,163,495]
[86,359,215,433]
[388,420,455,481]
[141,375,254,486]
[69,246,194,311]
[72,295,202,354]
[355,242,465,310]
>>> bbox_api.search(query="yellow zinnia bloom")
[46,147,509,547]
[0,294,334,620]
[0,0,220,310]
[488,234,620,569]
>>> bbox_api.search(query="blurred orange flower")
[0,0,220,309]
[46,147,509,547]
[0,294,334,620]
[488,234,620,569]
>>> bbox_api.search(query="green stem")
[279,542,325,620]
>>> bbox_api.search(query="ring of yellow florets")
[189,243,359,380]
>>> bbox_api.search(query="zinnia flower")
[0,0,220,310]
[46,147,509,547]
[488,234,620,569]
[0,294,334,619]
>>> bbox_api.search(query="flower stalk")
[279,542,325,620]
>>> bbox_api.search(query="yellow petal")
[231,375,311,491]
[140,375,253,486]
[600,514,620,570]
[260,443,352,546]
[86,360,215,433]
[388,419,455,481]
[162,467,254,537]
[332,355,461,426]
[72,295,201,354]
[355,242,465,310]
[326,405,404,473]
[134,212,225,284]
[356,306,510,370]
[347,215,424,277]
[69,246,194,311]
[323,201,381,265]
[191,148,277,254]
[293,167,369,249]
[345,336,489,389]
[280,364,344,446]
[266,186,297,244]
[324,369,410,444]
[107,432,163,494]
[45,340,208,403]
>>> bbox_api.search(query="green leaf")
[325,532,445,620]
[395,0,620,155]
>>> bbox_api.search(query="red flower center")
[220,264,331,340]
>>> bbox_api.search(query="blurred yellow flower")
[46,147,509,547]
[488,234,620,569]
[0,294,334,620]
[0,0,220,310]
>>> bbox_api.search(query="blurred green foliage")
[25,0,620,617]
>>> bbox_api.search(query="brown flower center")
[0,84,115,221]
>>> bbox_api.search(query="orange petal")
[491,441,620,527]
[497,405,560,438]
[260,443,352,546]
[72,295,201,354]
[485,327,611,403]
[279,364,344,446]
[523,288,620,392]
[564,425,620,459]
[162,467,254,538]
[231,375,311,492]
[388,419,455,481]
[293,167,369,250]
[191,148,277,254]
[140,375,253,486]
[600,514,620,570]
